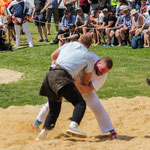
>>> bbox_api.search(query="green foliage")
[0,23,150,108]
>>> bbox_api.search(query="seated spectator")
[135,0,141,7]
[75,8,92,34]
[46,0,62,35]
[90,10,101,45]
[115,5,125,46]
[33,0,50,42]
[98,8,117,46]
[58,23,80,47]
[119,5,132,45]
[138,12,150,47]
[128,0,140,12]
[79,0,90,14]
[88,0,99,11]
[115,0,128,17]
[50,9,75,44]
[95,0,111,12]
[140,0,148,16]
[129,9,146,41]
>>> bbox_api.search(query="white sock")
[69,121,78,128]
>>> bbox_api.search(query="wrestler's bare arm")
[51,49,60,65]
[74,81,94,94]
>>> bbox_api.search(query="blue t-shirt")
[48,0,58,8]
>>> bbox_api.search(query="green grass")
[0,23,150,108]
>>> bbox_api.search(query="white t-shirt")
[56,41,94,78]
[75,50,108,91]
[98,13,104,23]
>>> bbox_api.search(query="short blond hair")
[79,33,93,46]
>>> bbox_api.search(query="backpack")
[0,38,12,51]
[131,33,144,49]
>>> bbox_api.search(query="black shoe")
[37,39,43,42]
[43,39,49,42]
[122,40,127,46]
[146,78,150,86]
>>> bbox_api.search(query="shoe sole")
[66,130,87,138]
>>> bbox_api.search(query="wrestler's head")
[94,57,113,76]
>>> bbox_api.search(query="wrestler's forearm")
[82,72,92,85]
[74,81,94,94]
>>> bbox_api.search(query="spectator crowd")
[0,0,150,48]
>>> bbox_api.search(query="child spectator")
[50,9,75,44]
[58,23,80,47]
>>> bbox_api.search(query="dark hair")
[101,57,113,69]
[64,9,70,14]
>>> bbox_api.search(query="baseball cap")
[76,7,82,12]
[103,8,108,12]
[128,0,135,2]
[69,23,75,28]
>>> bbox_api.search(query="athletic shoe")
[66,127,87,138]
[37,39,43,42]
[146,78,150,86]
[36,129,48,140]
[110,131,119,140]
[13,45,20,49]
[32,119,42,131]
[29,44,33,47]
[43,39,49,42]
[50,41,55,45]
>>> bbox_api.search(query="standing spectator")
[128,0,140,12]
[46,0,62,35]
[63,0,78,15]
[32,0,50,42]
[75,8,92,34]
[7,0,33,48]
[129,9,146,42]
[110,0,119,13]
[79,0,90,14]
[50,9,75,44]
[140,0,148,15]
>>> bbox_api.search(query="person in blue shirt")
[128,0,140,12]
[50,9,75,44]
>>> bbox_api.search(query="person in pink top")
[140,0,148,15]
